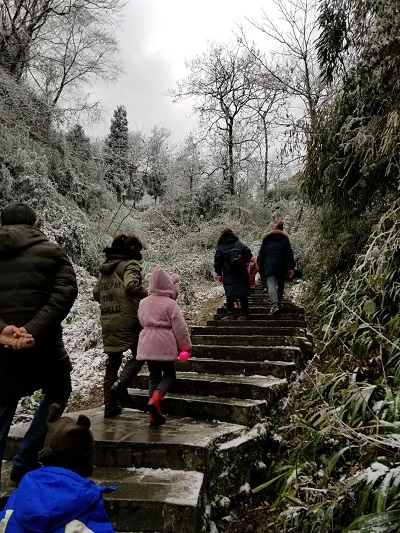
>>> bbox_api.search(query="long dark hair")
[105,234,143,260]
[112,234,143,252]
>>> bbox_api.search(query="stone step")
[5,409,246,472]
[191,325,308,337]
[124,389,267,426]
[191,334,310,348]
[0,462,204,533]
[132,372,287,401]
[97,467,204,532]
[218,306,304,317]
[207,318,306,328]
[247,297,302,306]
[176,357,295,378]
[191,344,300,362]
[214,307,304,320]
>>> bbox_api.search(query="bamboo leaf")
[252,471,289,493]
[344,509,400,532]
[319,446,352,488]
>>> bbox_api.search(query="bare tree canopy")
[172,41,267,195]
[0,0,123,118]
[238,0,328,160]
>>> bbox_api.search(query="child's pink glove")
[218,276,223,285]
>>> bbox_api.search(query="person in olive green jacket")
[93,234,147,418]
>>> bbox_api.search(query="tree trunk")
[228,119,235,195]
[263,117,269,204]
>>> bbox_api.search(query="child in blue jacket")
[0,404,116,532]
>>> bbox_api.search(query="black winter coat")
[0,224,78,400]
[214,234,252,297]
[258,230,295,280]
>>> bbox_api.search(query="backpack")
[294,257,302,279]
[228,245,246,270]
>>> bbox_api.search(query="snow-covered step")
[97,467,204,532]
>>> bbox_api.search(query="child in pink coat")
[137,267,192,426]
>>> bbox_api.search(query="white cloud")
[87,0,275,141]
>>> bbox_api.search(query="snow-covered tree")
[143,126,170,204]
[104,105,129,203]
[172,42,262,196]
[66,124,91,160]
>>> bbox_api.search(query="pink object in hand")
[179,351,190,361]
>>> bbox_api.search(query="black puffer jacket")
[0,224,78,400]
[258,230,295,279]
[214,233,252,297]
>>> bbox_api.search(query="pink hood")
[145,267,180,300]
[137,267,191,361]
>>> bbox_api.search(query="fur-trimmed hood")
[145,267,180,300]
[261,229,290,240]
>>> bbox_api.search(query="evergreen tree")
[66,124,91,160]
[146,170,166,204]
[126,165,145,207]
[104,105,129,202]
[144,126,170,204]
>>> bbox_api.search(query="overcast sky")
[88,0,276,141]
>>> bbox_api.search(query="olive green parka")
[93,248,147,353]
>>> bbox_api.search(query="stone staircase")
[1,289,311,532]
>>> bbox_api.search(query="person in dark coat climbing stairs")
[214,228,253,321]
[257,220,295,314]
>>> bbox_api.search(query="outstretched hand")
[0,325,35,350]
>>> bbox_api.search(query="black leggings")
[147,361,176,396]
[106,338,143,385]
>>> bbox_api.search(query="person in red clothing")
[247,256,259,293]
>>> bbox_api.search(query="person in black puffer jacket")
[214,228,253,321]
[0,202,78,487]
[257,220,295,314]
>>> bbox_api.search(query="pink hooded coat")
[137,267,192,361]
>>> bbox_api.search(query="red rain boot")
[147,390,166,425]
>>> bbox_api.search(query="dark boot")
[149,411,162,427]
[221,312,235,321]
[237,314,249,321]
[104,375,122,418]
[147,390,166,425]
[111,381,135,408]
